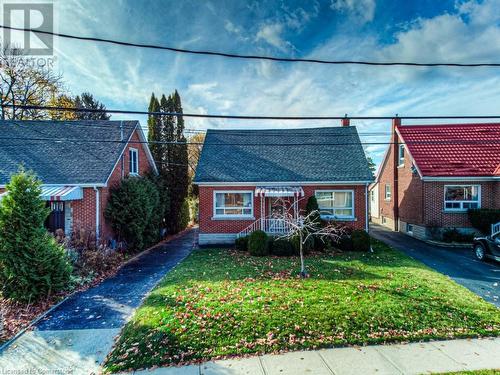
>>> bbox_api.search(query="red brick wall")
[99,130,152,239]
[378,137,396,223]
[375,123,499,231]
[423,181,499,227]
[199,184,367,234]
[1,129,154,241]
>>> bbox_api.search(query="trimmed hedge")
[234,236,248,251]
[270,237,296,256]
[248,230,269,256]
[468,209,500,235]
[352,230,370,251]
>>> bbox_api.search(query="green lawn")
[105,240,500,372]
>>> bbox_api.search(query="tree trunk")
[299,232,306,278]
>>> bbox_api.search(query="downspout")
[120,121,125,179]
[93,186,100,241]
[365,183,369,232]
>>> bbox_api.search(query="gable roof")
[0,120,157,186]
[396,123,500,178]
[194,127,373,184]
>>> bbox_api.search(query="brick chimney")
[341,117,350,127]
[392,116,401,231]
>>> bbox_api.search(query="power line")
[3,104,500,120]
[0,136,498,146]
[2,24,500,68]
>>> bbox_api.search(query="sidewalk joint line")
[429,341,467,368]
[373,347,405,375]
[257,355,267,375]
[317,350,336,375]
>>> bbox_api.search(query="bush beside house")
[468,209,500,235]
[105,177,163,252]
[0,170,72,302]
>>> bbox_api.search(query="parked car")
[473,234,500,262]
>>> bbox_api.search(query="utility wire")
[0,136,498,146]
[3,104,500,120]
[2,25,500,67]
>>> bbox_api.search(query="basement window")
[444,185,480,211]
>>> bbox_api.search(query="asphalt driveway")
[370,224,500,307]
[0,228,197,373]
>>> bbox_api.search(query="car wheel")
[474,244,485,261]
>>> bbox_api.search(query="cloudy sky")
[4,0,500,165]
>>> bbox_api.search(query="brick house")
[370,119,500,239]
[0,120,157,241]
[193,124,373,245]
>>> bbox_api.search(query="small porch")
[239,186,304,237]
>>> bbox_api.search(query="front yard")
[105,239,500,372]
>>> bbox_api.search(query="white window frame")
[129,148,139,176]
[398,144,405,166]
[213,190,254,219]
[444,185,481,212]
[385,184,391,201]
[314,190,355,220]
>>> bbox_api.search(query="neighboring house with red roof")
[370,119,500,239]
[0,120,158,241]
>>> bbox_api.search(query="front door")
[267,198,288,234]
[45,201,65,233]
[269,197,285,218]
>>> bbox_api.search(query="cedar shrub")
[0,170,72,302]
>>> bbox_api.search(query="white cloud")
[330,0,376,24]
[255,22,293,52]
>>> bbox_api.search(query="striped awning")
[41,186,83,201]
[255,186,304,197]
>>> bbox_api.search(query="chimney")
[341,115,350,127]
[392,116,401,132]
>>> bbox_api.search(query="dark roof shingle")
[0,120,138,185]
[194,127,373,183]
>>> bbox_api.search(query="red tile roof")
[396,123,500,177]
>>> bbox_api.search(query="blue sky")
[5,0,500,166]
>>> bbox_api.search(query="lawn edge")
[0,227,197,353]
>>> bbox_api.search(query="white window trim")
[213,190,254,219]
[314,190,355,220]
[443,184,481,212]
[129,148,139,176]
[385,184,392,201]
[398,144,405,167]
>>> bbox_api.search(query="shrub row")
[468,209,500,235]
[237,228,370,257]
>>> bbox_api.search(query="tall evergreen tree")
[0,169,72,302]
[74,92,111,120]
[147,93,162,171]
[147,90,190,234]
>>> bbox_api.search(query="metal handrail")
[492,222,500,237]
[237,218,296,238]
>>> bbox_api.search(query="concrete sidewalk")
[0,229,196,374]
[130,337,500,375]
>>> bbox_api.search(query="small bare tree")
[0,45,62,120]
[272,198,346,277]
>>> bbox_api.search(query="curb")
[424,240,473,248]
[0,227,197,354]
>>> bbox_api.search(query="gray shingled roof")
[0,120,139,185]
[194,127,373,183]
